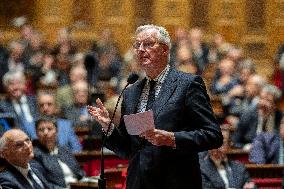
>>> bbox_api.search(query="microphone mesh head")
[127,73,139,84]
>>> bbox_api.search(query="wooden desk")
[70,168,126,189]
[226,148,249,163]
[245,164,284,178]
[74,150,118,165]
[74,150,128,176]
[70,182,98,189]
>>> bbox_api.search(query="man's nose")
[137,43,146,51]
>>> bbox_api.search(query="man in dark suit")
[199,127,256,189]
[249,117,284,164]
[232,84,282,150]
[0,70,39,136]
[0,129,53,189]
[88,24,223,189]
[36,91,82,153]
[32,116,85,188]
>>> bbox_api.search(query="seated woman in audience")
[249,116,284,164]
[32,116,85,188]
[199,127,256,189]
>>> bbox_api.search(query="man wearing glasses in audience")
[0,129,54,189]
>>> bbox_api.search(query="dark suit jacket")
[199,155,252,189]
[249,132,281,164]
[105,68,223,189]
[32,140,85,188]
[232,107,282,148]
[0,161,54,189]
[0,95,39,135]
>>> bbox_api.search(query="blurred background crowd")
[0,1,284,188]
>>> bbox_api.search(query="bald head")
[0,129,33,168]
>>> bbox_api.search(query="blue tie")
[28,170,43,189]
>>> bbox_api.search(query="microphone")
[98,73,139,189]
[104,72,139,136]
[127,72,139,85]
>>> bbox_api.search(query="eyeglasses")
[132,40,158,50]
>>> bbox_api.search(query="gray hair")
[240,59,256,74]
[251,74,266,89]
[3,70,26,87]
[261,84,282,103]
[135,24,171,49]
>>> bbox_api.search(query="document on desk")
[123,110,154,135]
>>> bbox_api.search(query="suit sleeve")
[174,76,223,152]
[67,123,83,153]
[249,134,267,164]
[104,98,134,159]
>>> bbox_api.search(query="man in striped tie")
[0,129,54,189]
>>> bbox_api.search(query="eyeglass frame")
[132,39,164,50]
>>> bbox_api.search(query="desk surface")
[245,164,284,178]
[70,182,98,189]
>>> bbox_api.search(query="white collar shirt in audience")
[12,95,34,123]
[50,147,78,186]
[13,163,44,189]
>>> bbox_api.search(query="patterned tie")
[146,80,156,110]
[27,170,43,189]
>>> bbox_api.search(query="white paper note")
[123,110,155,135]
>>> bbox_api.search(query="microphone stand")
[98,82,131,189]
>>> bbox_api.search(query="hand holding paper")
[123,110,155,135]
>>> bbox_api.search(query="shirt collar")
[49,146,59,155]
[13,163,30,177]
[146,64,170,84]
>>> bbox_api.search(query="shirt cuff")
[170,132,176,149]
[102,123,115,137]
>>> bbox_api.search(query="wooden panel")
[209,0,245,43]
[93,0,135,53]
[152,0,191,35]
[134,0,153,27]
[34,0,73,44]
[245,0,266,33]
[266,0,284,59]
[71,0,94,29]
[191,0,209,30]
[0,0,35,29]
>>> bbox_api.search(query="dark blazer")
[105,68,223,189]
[249,132,281,164]
[199,155,252,189]
[0,161,54,189]
[32,140,85,188]
[0,96,39,134]
[232,107,282,148]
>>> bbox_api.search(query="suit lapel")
[125,78,146,114]
[6,163,34,189]
[201,158,226,189]
[153,69,178,118]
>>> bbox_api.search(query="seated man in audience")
[32,116,85,188]
[223,74,266,120]
[249,116,284,164]
[0,71,39,137]
[37,91,82,153]
[62,80,90,126]
[199,127,256,189]
[0,129,53,188]
[232,84,282,150]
